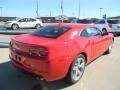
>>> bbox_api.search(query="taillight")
[109,23,112,28]
[37,48,48,57]
[29,48,48,57]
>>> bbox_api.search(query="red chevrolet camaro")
[9,24,114,84]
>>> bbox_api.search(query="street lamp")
[78,1,80,19]
[99,8,103,18]
[61,0,64,23]
[36,0,39,18]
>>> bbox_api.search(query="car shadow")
[0,61,72,90]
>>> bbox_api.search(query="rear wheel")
[65,54,86,84]
[102,28,107,34]
[35,24,41,29]
[105,39,114,54]
[12,24,19,30]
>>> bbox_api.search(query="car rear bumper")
[9,49,55,81]
[9,48,70,82]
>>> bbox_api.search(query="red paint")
[9,24,113,81]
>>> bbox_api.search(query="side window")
[18,18,26,22]
[29,18,36,22]
[98,20,105,24]
[86,27,102,37]
[80,29,89,37]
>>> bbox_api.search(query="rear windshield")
[31,26,70,38]
[107,20,120,24]
[77,19,92,24]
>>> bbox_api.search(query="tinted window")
[80,29,89,37]
[107,20,120,24]
[98,20,105,24]
[29,18,36,22]
[77,19,92,24]
[32,26,70,38]
[18,18,26,22]
[86,27,102,37]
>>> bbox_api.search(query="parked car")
[95,19,120,34]
[9,24,114,84]
[5,18,43,30]
[71,19,93,24]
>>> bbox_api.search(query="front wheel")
[65,54,86,84]
[11,24,19,30]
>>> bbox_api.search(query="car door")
[26,18,36,28]
[86,27,104,59]
[18,18,28,28]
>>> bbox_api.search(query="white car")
[5,18,43,30]
[95,19,120,34]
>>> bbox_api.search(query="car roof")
[48,23,94,30]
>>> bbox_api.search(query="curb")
[0,42,9,48]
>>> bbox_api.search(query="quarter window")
[86,27,102,37]
[80,29,89,37]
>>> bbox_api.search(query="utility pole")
[78,1,80,19]
[61,0,63,23]
[36,0,39,18]
[50,11,51,17]
[99,8,103,19]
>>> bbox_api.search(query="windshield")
[107,20,120,24]
[31,26,71,38]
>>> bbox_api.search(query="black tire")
[65,54,86,84]
[35,24,41,29]
[105,39,114,54]
[11,24,19,30]
[102,29,107,34]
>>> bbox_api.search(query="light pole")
[78,1,80,19]
[50,11,51,17]
[36,0,39,18]
[61,0,63,23]
[99,8,103,18]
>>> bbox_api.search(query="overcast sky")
[0,0,120,18]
